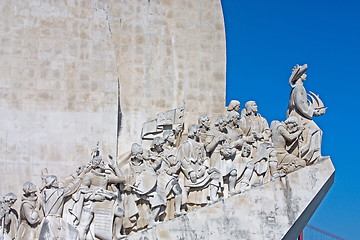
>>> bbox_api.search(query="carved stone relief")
[0,64,328,239]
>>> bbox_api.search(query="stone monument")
[0,1,334,240]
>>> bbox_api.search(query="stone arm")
[107,175,125,184]
[166,160,181,175]
[205,133,224,153]
[22,203,40,225]
[278,125,302,142]
[293,85,314,119]
[256,116,271,141]
[63,166,90,197]
[108,155,126,184]
[177,142,195,179]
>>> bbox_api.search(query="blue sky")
[221,0,360,239]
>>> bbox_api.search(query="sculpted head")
[214,115,227,132]
[289,64,308,87]
[131,143,144,165]
[163,130,176,145]
[284,116,299,133]
[4,192,17,206]
[23,182,37,196]
[151,136,165,153]
[227,100,240,112]
[188,124,200,140]
[91,155,105,171]
[245,101,258,114]
[44,175,59,188]
[220,143,232,158]
[241,143,252,157]
[198,115,211,130]
[227,111,240,127]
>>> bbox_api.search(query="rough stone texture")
[0,0,226,196]
[125,158,335,240]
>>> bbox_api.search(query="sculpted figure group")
[0,64,327,239]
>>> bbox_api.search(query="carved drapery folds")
[0,64,327,239]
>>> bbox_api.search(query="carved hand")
[189,172,197,183]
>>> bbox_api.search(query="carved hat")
[4,192,17,203]
[131,143,143,155]
[23,182,37,194]
[289,64,308,86]
[44,175,57,188]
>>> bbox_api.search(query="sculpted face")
[286,121,299,133]
[52,179,59,188]
[250,102,258,113]
[167,131,176,144]
[201,117,211,129]
[300,73,307,82]
[91,156,103,168]
[230,112,240,126]
[242,145,251,157]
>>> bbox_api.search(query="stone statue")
[82,150,126,240]
[197,115,212,144]
[177,124,222,206]
[287,64,326,164]
[38,166,89,240]
[240,101,283,183]
[17,182,41,240]
[121,143,165,232]
[0,61,331,238]
[219,143,237,195]
[271,116,306,173]
[226,111,245,145]
[0,193,18,240]
[148,137,183,218]
[205,116,228,169]
[240,101,271,142]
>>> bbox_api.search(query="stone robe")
[287,84,322,163]
[17,196,40,240]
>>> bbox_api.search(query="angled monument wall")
[126,158,335,240]
[0,0,226,196]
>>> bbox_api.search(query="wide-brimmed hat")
[289,64,308,86]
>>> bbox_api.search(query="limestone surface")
[125,157,335,240]
[0,0,226,197]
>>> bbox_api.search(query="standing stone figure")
[287,64,326,164]
[219,143,237,195]
[205,116,228,169]
[177,125,222,206]
[38,166,89,240]
[122,143,165,231]
[82,152,126,240]
[240,101,280,182]
[17,182,41,240]
[150,136,183,218]
[197,115,212,144]
[0,193,18,240]
[240,101,271,142]
[270,116,306,173]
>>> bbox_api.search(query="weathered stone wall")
[0,0,226,196]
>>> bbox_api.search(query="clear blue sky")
[221,0,360,239]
